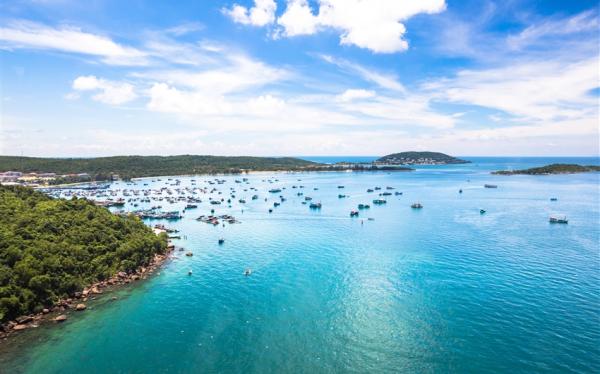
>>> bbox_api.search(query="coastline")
[0,245,175,342]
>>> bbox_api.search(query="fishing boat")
[549,216,568,224]
[411,203,423,209]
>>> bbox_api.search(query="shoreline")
[0,245,175,343]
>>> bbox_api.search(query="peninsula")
[492,163,600,175]
[0,185,168,331]
[375,151,470,165]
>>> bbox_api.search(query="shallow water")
[1,158,599,373]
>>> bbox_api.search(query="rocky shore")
[0,245,175,341]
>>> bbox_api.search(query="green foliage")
[376,151,470,164]
[492,163,600,175]
[0,185,167,322]
[0,155,319,181]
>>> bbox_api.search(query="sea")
[0,157,598,373]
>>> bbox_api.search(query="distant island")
[0,155,414,186]
[376,151,470,165]
[492,163,600,175]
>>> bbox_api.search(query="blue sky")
[0,0,598,157]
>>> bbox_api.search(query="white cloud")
[228,0,447,53]
[0,20,147,65]
[425,56,599,122]
[72,75,137,105]
[336,89,375,102]
[224,0,277,27]
[320,55,405,92]
[507,10,599,51]
[277,0,320,36]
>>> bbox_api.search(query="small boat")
[309,202,322,209]
[411,203,423,209]
[358,204,370,209]
[367,189,374,193]
[185,204,198,209]
[550,198,558,201]
[244,268,252,276]
[350,210,359,217]
[268,188,282,193]
[549,216,568,224]
[188,270,193,275]
[484,184,498,189]
[268,209,273,213]
[372,199,386,205]
[394,191,403,196]
[218,238,225,245]
[273,202,280,207]
[480,209,486,214]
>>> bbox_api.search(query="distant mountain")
[376,152,470,165]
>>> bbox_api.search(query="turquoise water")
[1,158,599,373]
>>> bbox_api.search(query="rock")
[74,292,82,298]
[131,275,140,281]
[118,271,127,278]
[82,289,90,297]
[75,304,87,311]
[111,296,117,301]
[16,316,33,324]
[42,308,50,314]
[13,324,28,331]
[91,287,102,294]
[54,315,68,322]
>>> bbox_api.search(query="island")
[0,155,414,186]
[492,163,600,175]
[375,151,470,165]
[0,185,168,331]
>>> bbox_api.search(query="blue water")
[1,158,599,373]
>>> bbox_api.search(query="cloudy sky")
[0,0,598,157]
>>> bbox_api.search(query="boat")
[372,199,386,205]
[394,192,403,196]
[480,209,486,214]
[350,210,359,217]
[338,194,347,198]
[484,184,498,188]
[244,268,252,276]
[459,189,463,194]
[185,204,198,209]
[358,204,370,209]
[367,189,374,193]
[309,202,322,209]
[188,270,193,275]
[549,216,568,224]
[268,188,282,193]
[218,238,225,245]
[411,203,423,209]
[185,252,193,257]
[550,198,558,201]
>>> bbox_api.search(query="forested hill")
[0,185,167,322]
[376,152,469,165]
[0,155,320,180]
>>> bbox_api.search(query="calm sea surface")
[1,157,599,373]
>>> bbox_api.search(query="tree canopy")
[0,185,167,322]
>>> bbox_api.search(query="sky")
[0,0,598,157]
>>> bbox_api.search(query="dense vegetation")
[0,155,321,181]
[0,185,167,322]
[492,163,600,175]
[376,151,469,164]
